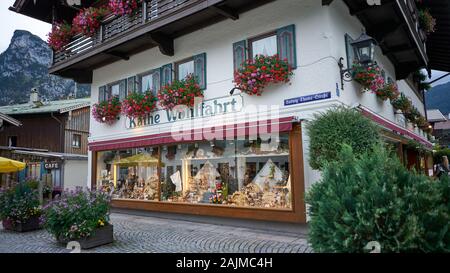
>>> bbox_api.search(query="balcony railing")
[401,0,428,56]
[52,0,192,66]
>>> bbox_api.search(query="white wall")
[63,159,88,190]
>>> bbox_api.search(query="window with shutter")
[233,40,247,71]
[277,24,297,68]
[119,79,127,101]
[127,76,136,94]
[152,68,161,95]
[161,63,173,86]
[175,58,195,81]
[98,86,106,102]
[345,34,355,69]
[194,53,207,89]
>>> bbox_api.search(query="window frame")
[248,31,278,60]
[175,57,195,81]
[72,134,82,149]
[106,80,122,100]
[137,70,156,95]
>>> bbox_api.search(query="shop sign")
[284,91,331,106]
[44,162,59,170]
[126,95,243,129]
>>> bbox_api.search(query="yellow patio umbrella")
[0,157,26,173]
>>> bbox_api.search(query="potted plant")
[41,188,113,249]
[92,96,122,125]
[418,9,436,35]
[47,21,73,51]
[158,74,204,110]
[72,6,110,37]
[375,82,400,101]
[391,93,412,113]
[122,90,158,119]
[234,54,293,96]
[351,63,383,92]
[0,183,42,232]
[404,106,421,124]
[108,0,142,16]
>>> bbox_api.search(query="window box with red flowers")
[234,54,293,96]
[73,6,110,37]
[122,91,158,119]
[351,63,384,92]
[108,0,142,16]
[375,82,400,101]
[93,96,122,125]
[47,22,74,51]
[158,74,204,110]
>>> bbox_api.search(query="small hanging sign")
[284,91,331,106]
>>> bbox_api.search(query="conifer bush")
[306,144,450,253]
[306,106,381,170]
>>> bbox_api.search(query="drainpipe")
[51,112,64,152]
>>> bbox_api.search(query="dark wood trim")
[208,5,239,21]
[247,31,277,61]
[174,57,194,81]
[103,51,130,61]
[91,150,98,190]
[147,32,174,56]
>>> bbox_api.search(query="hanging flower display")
[375,82,400,101]
[92,96,122,125]
[158,74,204,110]
[234,54,293,96]
[418,9,436,34]
[404,107,421,124]
[47,22,74,51]
[73,6,110,37]
[391,93,412,112]
[109,0,142,16]
[122,91,158,119]
[351,62,384,91]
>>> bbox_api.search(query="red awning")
[360,107,433,148]
[89,117,295,151]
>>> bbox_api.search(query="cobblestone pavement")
[0,213,312,253]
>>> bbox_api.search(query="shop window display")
[97,147,159,201]
[96,134,292,209]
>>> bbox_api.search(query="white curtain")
[252,35,277,57]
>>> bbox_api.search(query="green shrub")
[0,183,41,224]
[433,147,450,164]
[306,106,381,170]
[41,188,111,240]
[306,144,449,253]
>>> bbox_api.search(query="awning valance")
[89,117,296,152]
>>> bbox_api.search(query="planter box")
[58,225,114,249]
[2,216,41,232]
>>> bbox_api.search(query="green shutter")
[98,85,106,102]
[119,79,127,101]
[277,24,297,69]
[152,69,161,96]
[194,53,207,89]
[127,76,136,95]
[345,34,355,69]
[233,40,247,72]
[161,63,173,86]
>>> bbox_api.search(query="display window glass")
[96,134,292,210]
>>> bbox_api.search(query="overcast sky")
[0,0,449,87]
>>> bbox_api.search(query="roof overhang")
[0,112,22,127]
[424,0,450,72]
[9,0,80,24]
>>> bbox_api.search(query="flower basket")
[73,6,110,37]
[158,74,204,110]
[234,54,293,96]
[57,224,114,249]
[92,96,122,125]
[351,63,383,92]
[109,0,142,16]
[47,22,73,51]
[418,9,436,34]
[391,93,412,113]
[375,82,400,101]
[122,91,157,119]
[42,188,113,249]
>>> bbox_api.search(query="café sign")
[44,162,59,170]
[126,95,243,129]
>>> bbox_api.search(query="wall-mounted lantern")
[338,32,378,90]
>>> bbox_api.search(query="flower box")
[58,225,114,249]
[2,216,41,232]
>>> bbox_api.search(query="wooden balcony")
[325,0,429,79]
[45,0,273,83]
